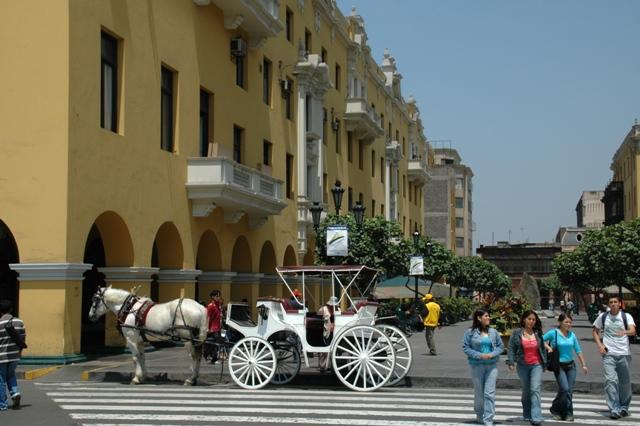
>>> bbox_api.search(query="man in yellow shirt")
[422,294,441,355]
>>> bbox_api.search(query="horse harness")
[116,294,201,344]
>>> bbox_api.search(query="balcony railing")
[407,156,429,185]
[343,97,384,143]
[186,157,286,227]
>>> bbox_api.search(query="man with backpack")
[0,299,26,410]
[592,295,636,419]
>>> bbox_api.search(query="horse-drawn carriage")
[88,264,412,392]
[222,265,413,391]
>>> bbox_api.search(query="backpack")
[600,310,629,331]
[4,318,27,350]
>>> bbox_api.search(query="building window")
[456,237,465,248]
[402,175,406,198]
[381,203,385,216]
[371,150,376,177]
[233,125,244,163]
[286,154,294,199]
[285,8,293,43]
[456,197,464,209]
[235,44,246,88]
[335,127,341,154]
[263,58,271,105]
[263,140,272,166]
[347,132,353,162]
[285,77,293,120]
[402,216,406,233]
[358,140,364,170]
[456,217,464,228]
[335,63,341,91]
[101,31,118,132]
[160,66,174,152]
[348,187,353,211]
[408,182,412,202]
[321,47,327,63]
[305,94,311,132]
[323,173,328,203]
[199,89,212,157]
[380,157,385,183]
[304,28,312,54]
[456,177,464,189]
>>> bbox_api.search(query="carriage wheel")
[331,325,395,391]
[228,337,276,390]
[270,344,301,385]
[376,324,413,386]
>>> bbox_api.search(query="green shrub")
[439,296,476,324]
[486,293,532,335]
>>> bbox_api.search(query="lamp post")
[352,202,366,227]
[413,225,421,303]
[331,180,345,216]
[309,202,323,233]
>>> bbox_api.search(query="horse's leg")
[136,339,147,381]
[184,342,202,386]
[126,332,145,384]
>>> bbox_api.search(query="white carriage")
[224,265,413,391]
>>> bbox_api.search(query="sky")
[336,0,640,249]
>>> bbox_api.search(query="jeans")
[425,326,437,354]
[551,362,576,419]
[0,361,19,410]
[470,363,497,425]
[603,354,632,414]
[517,363,543,422]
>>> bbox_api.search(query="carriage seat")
[256,296,301,314]
[341,301,379,315]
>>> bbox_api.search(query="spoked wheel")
[376,324,413,386]
[228,337,276,390]
[331,325,395,391]
[270,344,301,385]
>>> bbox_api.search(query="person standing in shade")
[507,310,551,426]
[317,296,338,371]
[592,295,636,419]
[0,299,26,410]
[422,294,441,355]
[544,313,589,422]
[462,309,504,426]
[206,290,223,364]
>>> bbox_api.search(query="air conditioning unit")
[230,38,246,57]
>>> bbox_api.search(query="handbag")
[546,329,559,372]
[4,317,27,350]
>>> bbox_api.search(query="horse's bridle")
[90,287,110,317]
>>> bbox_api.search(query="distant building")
[424,148,473,256]
[476,242,561,290]
[555,227,588,252]
[606,120,640,223]
[575,191,604,228]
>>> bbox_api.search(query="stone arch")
[93,211,134,267]
[151,222,184,269]
[283,245,297,266]
[0,219,19,315]
[230,236,252,273]
[303,249,315,266]
[258,241,277,298]
[196,230,222,271]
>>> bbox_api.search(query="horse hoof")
[184,379,196,386]
[131,377,142,385]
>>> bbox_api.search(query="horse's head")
[88,286,109,322]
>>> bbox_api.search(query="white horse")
[88,286,208,386]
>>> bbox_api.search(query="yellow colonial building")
[605,120,640,225]
[0,0,431,361]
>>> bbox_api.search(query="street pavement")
[5,381,640,425]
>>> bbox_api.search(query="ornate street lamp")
[309,202,323,233]
[352,202,366,227]
[331,180,344,216]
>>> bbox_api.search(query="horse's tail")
[198,305,208,345]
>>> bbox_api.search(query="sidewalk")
[19,313,640,393]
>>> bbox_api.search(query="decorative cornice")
[232,272,265,283]
[9,263,93,281]
[260,274,281,284]
[198,271,238,283]
[156,269,202,283]
[98,267,160,282]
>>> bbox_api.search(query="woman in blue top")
[462,309,504,426]
[543,313,589,421]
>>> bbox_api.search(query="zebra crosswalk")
[37,381,639,426]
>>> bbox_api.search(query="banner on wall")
[326,225,348,257]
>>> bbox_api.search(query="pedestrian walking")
[421,294,441,355]
[462,308,504,426]
[506,310,551,426]
[592,295,636,419]
[548,298,555,312]
[0,299,26,410]
[543,313,588,422]
[566,300,575,315]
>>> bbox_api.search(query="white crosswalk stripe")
[37,382,639,426]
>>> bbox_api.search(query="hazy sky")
[336,0,639,248]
